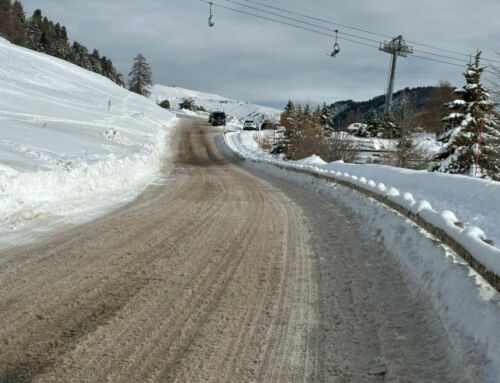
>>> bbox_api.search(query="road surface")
[0,117,473,382]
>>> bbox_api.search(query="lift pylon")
[379,35,413,113]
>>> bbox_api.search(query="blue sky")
[21,0,500,108]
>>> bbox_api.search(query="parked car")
[243,120,259,130]
[261,120,278,130]
[211,112,226,126]
[208,113,213,124]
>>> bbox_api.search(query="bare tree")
[324,132,358,162]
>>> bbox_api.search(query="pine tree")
[320,103,334,128]
[26,9,43,50]
[128,54,152,97]
[280,101,298,159]
[381,112,398,139]
[90,49,103,74]
[429,52,500,180]
[364,108,382,137]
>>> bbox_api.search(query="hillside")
[151,85,281,123]
[0,37,176,242]
[330,86,437,129]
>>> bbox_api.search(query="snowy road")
[0,117,475,382]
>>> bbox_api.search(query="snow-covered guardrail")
[224,132,500,291]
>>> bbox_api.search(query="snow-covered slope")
[0,38,176,242]
[151,84,281,123]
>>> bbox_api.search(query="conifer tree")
[364,108,382,137]
[90,49,103,74]
[26,9,43,50]
[128,54,152,97]
[381,112,398,139]
[429,52,500,180]
[320,102,334,128]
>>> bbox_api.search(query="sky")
[20,0,500,109]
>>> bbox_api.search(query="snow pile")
[150,84,281,123]
[225,131,500,276]
[239,160,500,380]
[0,37,176,237]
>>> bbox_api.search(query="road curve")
[0,117,473,382]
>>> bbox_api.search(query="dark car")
[211,112,226,126]
[261,120,278,130]
[208,113,213,124]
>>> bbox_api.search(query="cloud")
[20,0,500,107]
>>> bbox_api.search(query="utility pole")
[379,35,413,114]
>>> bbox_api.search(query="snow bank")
[230,142,500,381]
[224,131,500,277]
[150,84,281,123]
[0,38,177,239]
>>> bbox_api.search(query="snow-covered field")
[224,130,500,380]
[0,38,177,245]
[151,84,281,123]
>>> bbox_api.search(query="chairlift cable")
[198,0,497,74]
[198,0,379,49]
[223,0,497,66]
[240,0,500,64]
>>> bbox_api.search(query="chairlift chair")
[208,2,215,27]
[330,29,340,57]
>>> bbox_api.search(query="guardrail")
[225,132,500,292]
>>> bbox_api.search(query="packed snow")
[150,84,281,123]
[225,130,500,274]
[0,37,177,245]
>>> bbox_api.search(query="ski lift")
[330,29,340,57]
[208,2,215,27]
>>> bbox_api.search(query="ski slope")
[0,37,177,244]
[151,84,281,123]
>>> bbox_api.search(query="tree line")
[0,0,155,99]
[0,0,123,85]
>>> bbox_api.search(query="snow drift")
[225,131,500,276]
[0,37,176,239]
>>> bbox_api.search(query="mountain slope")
[0,37,176,242]
[330,86,436,129]
[151,84,281,123]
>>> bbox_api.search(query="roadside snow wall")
[224,131,500,290]
[0,38,177,236]
[223,131,500,380]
